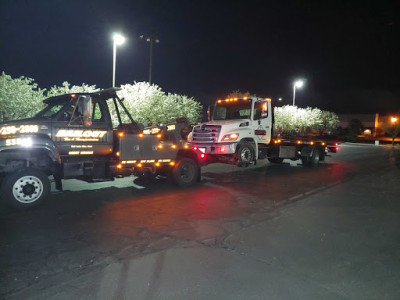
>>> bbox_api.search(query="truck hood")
[0,118,52,137]
[203,119,250,127]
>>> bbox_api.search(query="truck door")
[253,100,272,144]
[52,96,113,157]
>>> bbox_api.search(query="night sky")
[1,0,399,113]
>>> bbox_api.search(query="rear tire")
[1,168,50,209]
[302,150,320,167]
[172,158,199,187]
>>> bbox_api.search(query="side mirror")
[207,105,214,122]
[79,95,93,127]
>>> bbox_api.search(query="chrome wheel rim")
[240,148,252,162]
[12,176,44,203]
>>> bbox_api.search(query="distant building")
[338,113,398,137]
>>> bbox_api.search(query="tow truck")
[0,88,202,209]
[187,96,327,167]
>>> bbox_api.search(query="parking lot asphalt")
[1,144,400,299]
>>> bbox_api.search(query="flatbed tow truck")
[187,96,328,167]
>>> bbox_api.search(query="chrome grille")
[192,125,221,143]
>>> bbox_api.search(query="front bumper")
[189,142,237,154]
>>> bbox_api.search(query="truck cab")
[188,97,272,166]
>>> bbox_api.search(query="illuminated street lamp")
[293,80,304,106]
[112,33,126,88]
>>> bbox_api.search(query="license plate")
[198,147,206,153]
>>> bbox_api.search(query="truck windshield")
[212,100,252,120]
[35,103,66,119]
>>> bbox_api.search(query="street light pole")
[141,34,160,84]
[292,80,304,106]
[112,33,126,88]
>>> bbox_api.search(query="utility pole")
[140,34,160,84]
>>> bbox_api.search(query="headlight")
[222,133,239,141]
[187,132,193,142]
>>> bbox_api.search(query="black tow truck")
[0,88,202,209]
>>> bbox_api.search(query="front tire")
[172,158,199,187]
[1,168,50,209]
[236,142,255,167]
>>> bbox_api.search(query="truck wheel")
[1,168,50,209]
[172,158,199,187]
[302,150,320,167]
[268,158,284,164]
[236,142,254,167]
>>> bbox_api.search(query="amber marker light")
[117,164,122,169]
[155,162,160,167]
[169,161,175,166]
[158,144,163,149]
[184,144,189,149]
[116,151,120,156]
[310,141,314,145]
[322,142,325,146]
[171,144,177,149]
[217,100,222,103]
[137,163,142,167]
[118,132,124,137]
[139,133,144,138]
[297,140,302,144]
[157,134,162,138]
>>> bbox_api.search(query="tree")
[46,81,99,97]
[119,82,202,125]
[226,90,251,99]
[384,120,400,146]
[0,72,46,122]
[274,105,339,136]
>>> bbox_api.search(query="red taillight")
[200,153,205,159]
[335,142,338,146]
[194,146,198,150]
